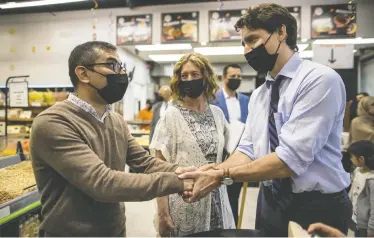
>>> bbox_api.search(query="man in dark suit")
[213,64,250,227]
[150,86,172,143]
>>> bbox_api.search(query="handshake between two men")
[176,163,226,203]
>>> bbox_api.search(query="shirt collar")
[265,53,303,89]
[222,88,238,99]
[68,93,111,123]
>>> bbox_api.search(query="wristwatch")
[221,168,234,186]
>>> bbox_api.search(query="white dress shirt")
[159,100,170,118]
[222,88,241,122]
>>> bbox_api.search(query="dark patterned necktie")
[268,76,292,210]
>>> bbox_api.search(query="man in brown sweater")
[30,41,193,237]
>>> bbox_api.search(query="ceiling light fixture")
[194,44,309,56]
[297,44,309,52]
[0,0,88,9]
[313,38,374,45]
[148,54,184,62]
[135,44,192,51]
[194,46,244,55]
[299,50,313,58]
[302,49,357,59]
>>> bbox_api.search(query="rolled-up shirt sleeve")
[236,99,255,160]
[276,70,345,176]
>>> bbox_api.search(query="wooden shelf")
[0,118,34,122]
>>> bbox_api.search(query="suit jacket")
[213,89,250,124]
[150,101,163,142]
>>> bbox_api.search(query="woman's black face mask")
[179,78,205,99]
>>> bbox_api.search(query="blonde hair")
[170,52,219,101]
[358,96,374,118]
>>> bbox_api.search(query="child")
[348,140,374,237]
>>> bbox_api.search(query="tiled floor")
[125,187,259,237]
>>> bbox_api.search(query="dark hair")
[146,99,152,105]
[223,64,242,77]
[359,92,370,97]
[348,140,374,169]
[235,3,298,51]
[68,41,117,87]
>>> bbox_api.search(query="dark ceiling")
[0,0,223,15]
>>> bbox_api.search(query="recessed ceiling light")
[135,44,192,51]
[194,46,244,55]
[313,38,374,45]
[194,44,309,56]
[0,0,88,9]
[148,54,185,62]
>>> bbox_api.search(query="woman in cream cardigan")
[150,52,235,237]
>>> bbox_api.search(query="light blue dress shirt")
[236,53,350,193]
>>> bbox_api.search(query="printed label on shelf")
[0,206,10,219]
[31,102,42,107]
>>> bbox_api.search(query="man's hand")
[199,163,217,171]
[158,213,175,237]
[307,223,345,237]
[178,169,223,203]
[175,166,196,198]
[175,166,197,175]
[183,179,194,191]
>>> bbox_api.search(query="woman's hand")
[158,213,175,237]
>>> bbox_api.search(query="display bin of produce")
[0,154,41,237]
[0,154,22,169]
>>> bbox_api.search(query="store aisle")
[125,187,259,237]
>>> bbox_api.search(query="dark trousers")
[227,182,243,227]
[355,228,368,237]
[351,219,368,237]
[256,184,352,237]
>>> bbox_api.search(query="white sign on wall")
[313,44,354,69]
[9,81,28,107]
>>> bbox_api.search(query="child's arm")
[367,180,374,236]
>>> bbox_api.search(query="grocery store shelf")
[126,120,151,126]
[131,132,150,136]
[0,105,50,109]
[0,118,34,122]
[6,133,30,138]
[0,191,41,225]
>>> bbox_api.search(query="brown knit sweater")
[30,100,184,237]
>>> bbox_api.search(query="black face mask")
[88,70,129,104]
[227,78,241,91]
[245,33,282,73]
[179,78,205,99]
